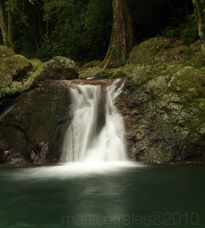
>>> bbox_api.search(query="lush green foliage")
[162,5,199,44]
[7,0,44,57]
[39,0,112,61]
[0,0,200,62]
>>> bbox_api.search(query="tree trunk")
[8,0,14,50]
[193,0,205,51]
[0,1,9,47]
[103,0,134,68]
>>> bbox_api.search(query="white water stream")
[11,80,143,180]
[61,79,127,163]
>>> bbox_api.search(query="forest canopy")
[0,0,198,62]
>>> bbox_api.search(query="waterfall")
[8,79,140,180]
[61,79,127,163]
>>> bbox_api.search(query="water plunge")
[61,79,127,163]
[10,79,140,181]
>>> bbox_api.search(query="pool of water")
[0,163,204,228]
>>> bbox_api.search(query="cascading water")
[11,79,140,180]
[61,79,127,163]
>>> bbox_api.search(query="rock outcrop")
[77,37,204,163]
[31,56,78,88]
[0,55,78,165]
[0,50,78,101]
[117,66,205,163]
[0,81,71,164]
[0,46,32,92]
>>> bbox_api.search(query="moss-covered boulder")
[129,36,171,65]
[29,59,43,71]
[83,60,102,69]
[0,45,14,57]
[0,80,71,164]
[117,62,205,163]
[129,37,194,65]
[0,55,78,103]
[79,65,130,79]
[31,56,78,88]
[189,51,205,68]
[0,46,32,90]
[0,55,78,165]
[0,46,33,102]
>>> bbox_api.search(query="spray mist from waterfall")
[61,79,127,163]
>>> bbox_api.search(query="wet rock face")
[117,78,205,163]
[0,81,70,165]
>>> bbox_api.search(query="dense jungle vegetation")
[0,0,202,63]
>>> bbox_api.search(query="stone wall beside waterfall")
[117,78,205,163]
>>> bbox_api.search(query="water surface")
[0,163,204,228]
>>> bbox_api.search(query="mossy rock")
[132,64,167,87]
[98,68,128,79]
[0,55,77,101]
[79,66,103,79]
[129,37,194,66]
[0,81,71,164]
[111,70,127,78]
[129,36,171,65]
[31,56,78,87]
[168,66,205,97]
[0,54,32,89]
[0,53,32,100]
[189,51,205,68]
[29,59,43,71]
[22,62,48,91]
[97,69,113,79]
[83,60,102,69]
[0,45,14,57]
[157,45,189,63]
[0,45,32,91]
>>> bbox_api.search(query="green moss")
[166,64,185,75]
[169,66,205,96]
[129,36,195,66]
[112,70,127,78]
[98,70,113,79]
[0,54,32,90]
[129,37,171,65]
[0,61,47,99]
[0,45,14,57]
[22,61,48,91]
[132,64,167,87]
[29,59,43,71]
[83,60,102,68]
[79,66,103,78]
[189,51,205,68]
